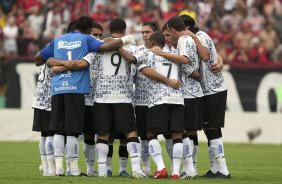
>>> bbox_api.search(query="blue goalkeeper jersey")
[40,32,103,95]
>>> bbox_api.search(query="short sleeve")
[40,40,55,60]
[86,35,104,52]
[135,50,149,71]
[83,52,96,65]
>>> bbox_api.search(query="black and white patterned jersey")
[196,31,227,95]
[32,64,52,111]
[83,52,101,106]
[135,48,184,108]
[132,44,150,106]
[83,43,139,103]
[178,35,204,98]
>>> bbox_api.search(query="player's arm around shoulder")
[150,46,189,64]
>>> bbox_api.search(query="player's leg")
[163,133,173,173]
[135,105,150,175]
[64,94,86,176]
[39,132,48,176]
[83,105,97,176]
[118,135,129,177]
[170,105,185,179]
[114,103,147,179]
[203,91,230,179]
[50,94,66,176]
[93,102,112,177]
[106,135,114,176]
[45,132,55,176]
[147,104,169,179]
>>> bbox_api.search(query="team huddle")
[32,15,231,179]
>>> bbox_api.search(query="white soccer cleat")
[98,173,107,178]
[179,172,197,180]
[39,163,43,172]
[131,170,148,179]
[87,171,98,177]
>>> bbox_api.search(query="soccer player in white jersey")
[180,15,231,179]
[119,32,184,179]
[32,54,55,176]
[151,17,203,179]
[82,17,146,179]
[81,22,104,177]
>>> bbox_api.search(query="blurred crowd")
[0,0,282,64]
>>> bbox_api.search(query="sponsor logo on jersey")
[57,41,81,49]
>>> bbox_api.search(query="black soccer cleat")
[215,172,231,179]
[201,170,217,178]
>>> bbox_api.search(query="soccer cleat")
[71,172,88,177]
[119,170,130,177]
[66,171,71,176]
[153,168,168,179]
[107,170,112,176]
[202,170,217,178]
[98,173,107,178]
[171,174,180,179]
[215,172,231,179]
[87,171,98,177]
[56,173,65,176]
[179,172,197,179]
[131,170,148,179]
[39,163,43,172]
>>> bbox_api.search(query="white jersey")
[83,52,101,106]
[196,31,227,95]
[178,35,204,98]
[84,43,139,103]
[133,44,150,106]
[32,64,52,111]
[135,48,184,108]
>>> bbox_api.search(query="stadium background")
[0,1,282,184]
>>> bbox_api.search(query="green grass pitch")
[0,141,281,184]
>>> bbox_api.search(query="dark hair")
[109,17,126,34]
[161,23,168,32]
[167,16,185,32]
[92,22,103,32]
[142,22,159,32]
[149,32,165,48]
[67,20,77,33]
[76,16,93,33]
[180,15,195,28]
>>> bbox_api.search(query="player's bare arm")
[184,30,210,61]
[140,67,180,89]
[47,58,89,71]
[190,70,201,82]
[150,46,189,64]
[117,47,137,63]
[211,54,224,73]
[34,52,46,66]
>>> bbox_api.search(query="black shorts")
[83,105,95,135]
[50,94,86,134]
[135,106,148,138]
[202,90,227,128]
[93,103,137,135]
[32,108,51,132]
[184,98,203,130]
[147,104,184,134]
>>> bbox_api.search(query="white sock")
[97,143,109,176]
[149,139,165,171]
[66,155,70,174]
[165,138,173,172]
[53,134,65,175]
[192,145,198,174]
[66,136,80,176]
[210,138,229,175]
[84,143,95,174]
[172,142,183,176]
[140,140,150,174]
[127,141,142,172]
[106,157,112,171]
[45,136,55,175]
[119,157,128,173]
[39,137,48,175]
[182,137,195,175]
[208,145,218,173]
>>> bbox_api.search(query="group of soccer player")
[32,14,231,180]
